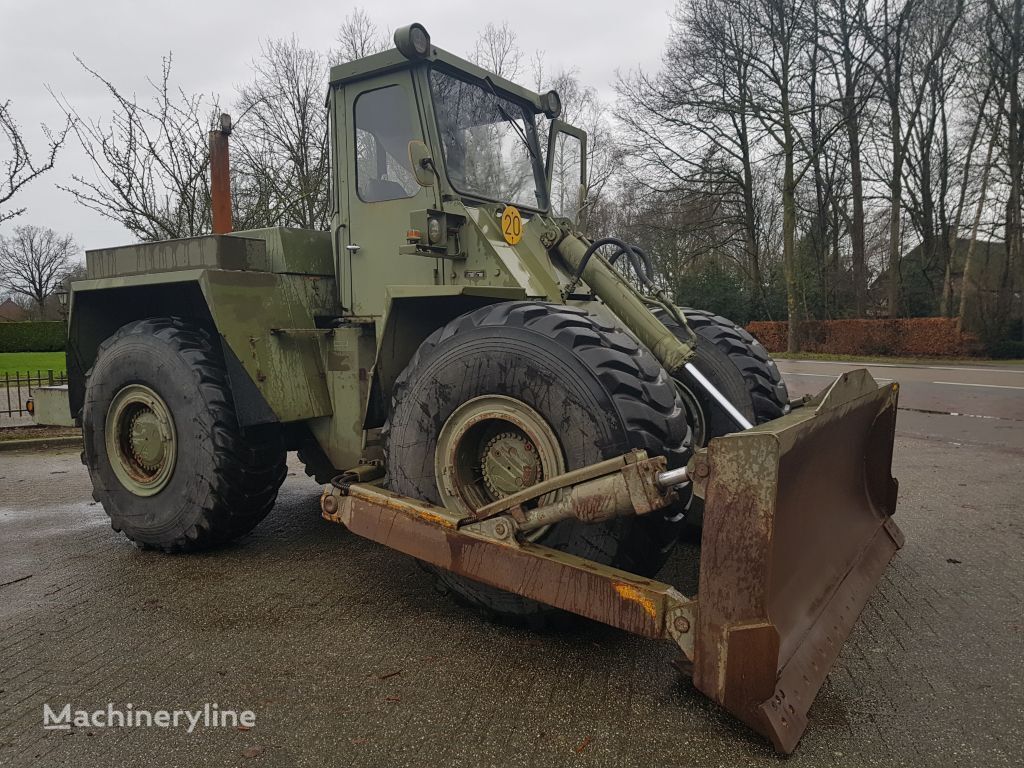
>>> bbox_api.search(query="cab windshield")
[429,68,548,211]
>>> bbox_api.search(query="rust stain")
[370,493,458,528]
[612,582,657,619]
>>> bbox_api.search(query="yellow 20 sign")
[501,205,523,245]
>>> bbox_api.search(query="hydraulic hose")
[555,231,750,431]
[608,248,653,285]
[609,246,655,283]
[565,237,640,294]
[556,232,694,374]
[566,237,691,334]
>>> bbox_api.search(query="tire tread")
[83,317,286,552]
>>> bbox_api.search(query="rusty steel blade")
[692,370,902,753]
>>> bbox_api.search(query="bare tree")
[985,0,1024,337]
[471,22,523,80]
[931,2,999,318]
[0,225,76,315]
[335,7,389,64]
[235,37,330,230]
[819,0,874,315]
[744,0,849,349]
[616,0,768,311]
[57,56,217,241]
[866,0,964,317]
[958,101,1003,327]
[534,59,617,229]
[900,3,970,316]
[0,102,69,225]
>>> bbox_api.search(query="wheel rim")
[105,384,177,496]
[435,395,565,539]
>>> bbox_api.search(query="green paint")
[66,24,695,473]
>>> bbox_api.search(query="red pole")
[210,113,233,234]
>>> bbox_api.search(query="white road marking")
[787,372,893,382]
[777,359,1024,375]
[931,381,1024,391]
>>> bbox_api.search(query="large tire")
[673,307,789,425]
[82,317,287,552]
[653,307,789,525]
[383,301,690,624]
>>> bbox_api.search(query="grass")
[0,351,68,378]
[771,350,1024,366]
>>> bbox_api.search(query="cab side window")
[354,86,419,202]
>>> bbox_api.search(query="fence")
[1,370,68,418]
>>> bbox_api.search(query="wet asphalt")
[0,364,1022,767]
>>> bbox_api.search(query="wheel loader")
[65,23,903,754]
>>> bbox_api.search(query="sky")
[0,0,674,255]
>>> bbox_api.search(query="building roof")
[0,298,28,322]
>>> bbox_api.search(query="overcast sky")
[0,0,674,254]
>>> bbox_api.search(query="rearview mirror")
[408,140,436,187]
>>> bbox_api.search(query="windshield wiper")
[483,77,538,162]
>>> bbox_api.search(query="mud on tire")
[658,307,789,426]
[383,301,690,624]
[654,306,790,526]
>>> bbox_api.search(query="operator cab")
[326,23,586,316]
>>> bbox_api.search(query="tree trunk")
[848,101,867,316]
[958,119,1001,330]
[1007,0,1023,339]
[887,131,903,318]
[741,146,764,316]
[943,83,993,317]
[783,116,800,352]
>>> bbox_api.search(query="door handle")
[346,244,361,253]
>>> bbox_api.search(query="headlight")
[427,217,443,244]
[542,90,562,119]
[394,23,431,59]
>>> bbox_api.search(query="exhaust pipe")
[209,113,233,235]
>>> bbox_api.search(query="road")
[0,363,1021,767]
[777,359,1024,450]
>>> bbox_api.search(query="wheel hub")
[480,431,543,499]
[105,384,177,496]
[434,396,565,537]
[128,409,167,470]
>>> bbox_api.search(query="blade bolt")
[673,616,691,634]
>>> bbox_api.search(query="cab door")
[339,73,437,317]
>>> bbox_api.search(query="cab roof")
[328,44,546,115]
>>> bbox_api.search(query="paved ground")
[778,359,1024,451]
[0,364,1022,767]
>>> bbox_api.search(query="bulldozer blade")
[692,369,902,753]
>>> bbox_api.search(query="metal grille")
[1,370,68,417]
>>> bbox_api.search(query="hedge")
[985,339,1024,359]
[0,321,67,353]
[745,318,977,357]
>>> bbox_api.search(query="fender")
[67,268,339,427]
